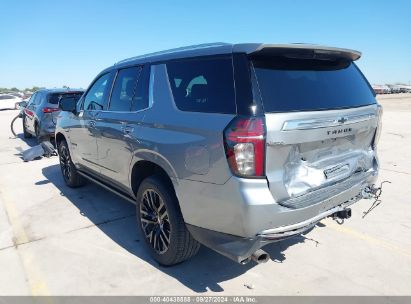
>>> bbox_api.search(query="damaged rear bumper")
[183,175,370,264]
[187,197,360,264]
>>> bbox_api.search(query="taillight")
[42,107,60,113]
[224,117,266,177]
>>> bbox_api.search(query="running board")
[77,171,136,204]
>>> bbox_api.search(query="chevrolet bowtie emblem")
[337,117,348,124]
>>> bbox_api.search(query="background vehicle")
[382,85,392,94]
[56,43,380,266]
[0,93,21,110]
[399,85,411,93]
[23,89,84,140]
[372,85,384,94]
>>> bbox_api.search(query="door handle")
[121,125,134,134]
[88,120,96,128]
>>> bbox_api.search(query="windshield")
[251,56,376,112]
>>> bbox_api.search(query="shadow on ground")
[15,133,38,148]
[42,164,313,292]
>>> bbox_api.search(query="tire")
[35,122,49,143]
[34,122,43,142]
[23,116,32,138]
[136,175,200,266]
[58,139,86,188]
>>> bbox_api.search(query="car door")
[95,65,149,192]
[32,92,46,132]
[69,72,114,175]
[24,92,39,133]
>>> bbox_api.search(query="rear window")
[166,57,236,114]
[48,92,83,104]
[252,56,376,112]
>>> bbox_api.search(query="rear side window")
[131,64,150,112]
[252,56,376,112]
[109,66,142,112]
[166,57,236,114]
[48,92,83,104]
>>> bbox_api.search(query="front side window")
[166,57,236,114]
[83,73,111,111]
[109,66,142,112]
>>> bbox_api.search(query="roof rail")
[115,42,230,65]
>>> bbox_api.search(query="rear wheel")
[136,175,200,266]
[22,116,32,138]
[58,139,86,187]
[35,122,50,143]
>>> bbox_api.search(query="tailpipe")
[251,249,270,264]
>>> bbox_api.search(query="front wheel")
[136,176,200,266]
[58,139,86,188]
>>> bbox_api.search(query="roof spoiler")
[234,44,361,61]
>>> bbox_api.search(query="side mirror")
[59,97,77,114]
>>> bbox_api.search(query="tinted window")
[252,57,375,112]
[166,57,236,114]
[83,73,111,111]
[48,92,83,104]
[109,66,142,112]
[131,64,150,112]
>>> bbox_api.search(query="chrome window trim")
[100,65,151,114]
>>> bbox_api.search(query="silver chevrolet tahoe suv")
[56,43,381,266]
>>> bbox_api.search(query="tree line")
[0,86,46,93]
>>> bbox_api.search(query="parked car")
[388,85,402,94]
[381,85,391,94]
[0,94,21,110]
[372,85,384,94]
[56,43,381,265]
[7,92,25,98]
[399,85,411,93]
[23,89,84,140]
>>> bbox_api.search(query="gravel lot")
[0,94,410,295]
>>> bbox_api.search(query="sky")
[0,0,410,89]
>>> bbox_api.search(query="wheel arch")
[130,159,177,198]
[55,132,66,148]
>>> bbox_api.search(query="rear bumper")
[177,170,376,262]
[38,119,56,137]
[187,196,361,263]
[177,171,376,237]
